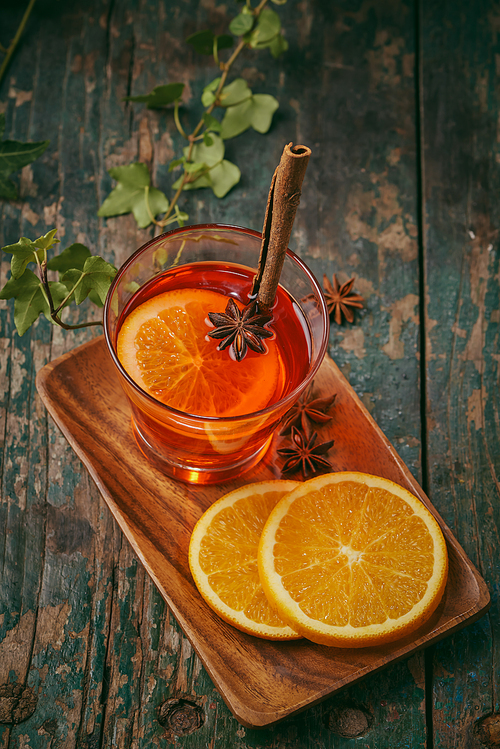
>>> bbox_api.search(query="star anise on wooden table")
[323,274,364,325]
[280,383,336,434]
[207,298,273,362]
[278,426,334,478]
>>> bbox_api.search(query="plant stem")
[173,100,188,139]
[37,254,103,330]
[156,0,269,228]
[0,0,37,88]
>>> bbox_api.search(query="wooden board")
[35,336,490,729]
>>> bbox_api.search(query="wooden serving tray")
[36,336,490,728]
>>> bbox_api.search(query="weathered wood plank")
[0,0,447,744]
[421,0,500,746]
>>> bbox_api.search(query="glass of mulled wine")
[104,224,329,484]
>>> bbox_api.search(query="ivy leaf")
[33,228,60,252]
[186,30,233,55]
[218,78,252,107]
[173,161,240,198]
[229,9,255,36]
[247,7,281,49]
[61,256,117,306]
[201,78,221,108]
[269,34,289,58]
[248,94,279,132]
[0,174,17,201]
[201,78,251,109]
[172,134,240,197]
[206,160,241,198]
[47,243,113,307]
[220,94,279,139]
[0,113,50,201]
[202,112,222,132]
[98,163,169,228]
[46,243,91,273]
[0,268,68,336]
[2,229,59,279]
[185,135,225,166]
[123,83,184,109]
[168,157,185,172]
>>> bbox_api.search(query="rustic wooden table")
[1,0,499,746]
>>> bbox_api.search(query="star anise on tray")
[280,383,336,434]
[278,426,334,479]
[207,298,273,363]
[323,274,364,325]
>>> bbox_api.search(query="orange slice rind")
[258,472,448,648]
[117,288,280,417]
[189,480,302,640]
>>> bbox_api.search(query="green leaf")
[172,135,239,197]
[220,94,279,139]
[168,157,185,172]
[201,78,220,108]
[247,7,281,48]
[203,132,213,147]
[173,171,211,192]
[218,78,252,107]
[271,0,287,5]
[269,33,288,57]
[0,173,17,200]
[33,228,59,252]
[47,243,92,273]
[229,10,254,36]
[247,93,279,132]
[187,134,225,166]
[61,256,117,306]
[186,30,233,55]
[184,161,207,174]
[2,237,43,279]
[207,160,241,197]
[98,163,169,229]
[123,83,184,109]
[0,268,67,336]
[2,229,59,279]
[174,160,240,198]
[0,116,49,200]
[202,112,222,132]
[220,99,253,140]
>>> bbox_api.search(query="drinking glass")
[104,224,329,484]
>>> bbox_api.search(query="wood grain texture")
[1,0,498,744]
[35,336,489,727]
[421,0,500,746]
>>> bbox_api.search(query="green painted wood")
[421,0,500,746]
[0,0,494,745]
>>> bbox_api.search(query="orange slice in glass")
[116,288,281,417]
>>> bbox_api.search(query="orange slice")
[117,288,281,417]
[258,472,448,648]
[189,480,302,640]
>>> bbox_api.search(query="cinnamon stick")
[252,142,311,309]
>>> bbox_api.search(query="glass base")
[132,420,274,485]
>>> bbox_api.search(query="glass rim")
[103,222,329,423]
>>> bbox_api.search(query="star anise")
[278,426,334,478]
[280,383,336,434]
[323,274,364,325]
[207,298,273,362]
